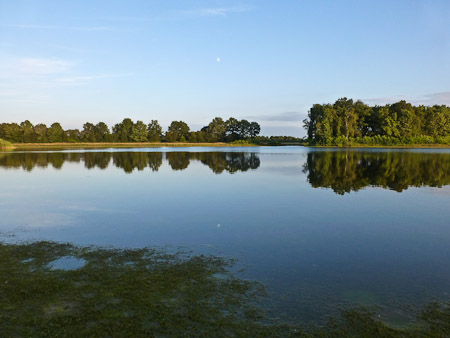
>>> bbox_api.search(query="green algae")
[0,241,449,337]
[0,241,281,337]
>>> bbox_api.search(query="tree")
[238,120,251,139]
[226,118,240,141]
[95,122,110,142]
[334,98,358,139]
[204,117,227,142]
[304,104,324,140]
[166,121,190,142]
[147,120,162,142]
[112,118,134,142]
[378,105,399,137]
[0,123,22,142]
[20,120,36,143]
[81,122,96,142]
[47,123,65,143]
[65,129,81,143]
[249,122,261,138]
[131,120,148,142]
[390,101,415,137]
[34,124,48,143]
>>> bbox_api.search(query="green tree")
[188,131,205,143]
[95,122,110,142]
[204,117,227,142]
[20,120,36,143]
[47,123,65,143]
[226,118,240,141]
[238,120,251,139]
[65,129,81,143]
[334,98,358,139]
[81,122,96,142]
[131,121,148,142]
[34,124,48,143]
[249,122,261,138]
[0,123,22,142]
[112,118,134,142]
[166,121,190,142]
[147,120,162,142]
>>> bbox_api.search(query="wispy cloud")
[421,91,450,105]
[362,95,407,105]
[6,24,126,32]
[244,111,304,122]
[13,58,73,75]
[182,5,252,17]
[54,73,133,85]
[0,56,133,104]
[96,16,155,22]
[363,91,450,106]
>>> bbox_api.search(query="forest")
[0,118,261,144]
[303,98,450,145]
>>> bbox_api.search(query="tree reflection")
[192,152,260,174]
[166,152,191,171]
[0,151,260,174]
[303,151,450,194]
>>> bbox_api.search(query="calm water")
[1,146,450,324]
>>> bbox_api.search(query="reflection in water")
[0,151,260,174]
[303,150,450,194]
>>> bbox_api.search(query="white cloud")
[183,5,252,17]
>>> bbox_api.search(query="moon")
[216,57,221,63]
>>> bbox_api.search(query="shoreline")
[308,144,450,149]
[9,142,259,149]
[5,142,450,150]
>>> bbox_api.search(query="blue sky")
[1,0,449,136]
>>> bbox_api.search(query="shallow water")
[1,146,449,325]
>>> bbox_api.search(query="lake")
[1,146,450,328]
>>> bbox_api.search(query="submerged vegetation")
[0,241,271,336]
[0,240,449,337]
[303,150,450,194]
[304,98,450,146]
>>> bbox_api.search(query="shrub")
[0,138,12,147]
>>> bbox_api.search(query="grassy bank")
[307,136,450,148]
[0,138,14,149]
[11,142,259,149]
[309,144,450,149]
[1,240,449,337]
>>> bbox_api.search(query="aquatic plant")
[0,241,449,337]
[0,241,287,336]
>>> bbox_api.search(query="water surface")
[1,146,449,325]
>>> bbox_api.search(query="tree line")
[0,118,261,143]
[303,98,450,145]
